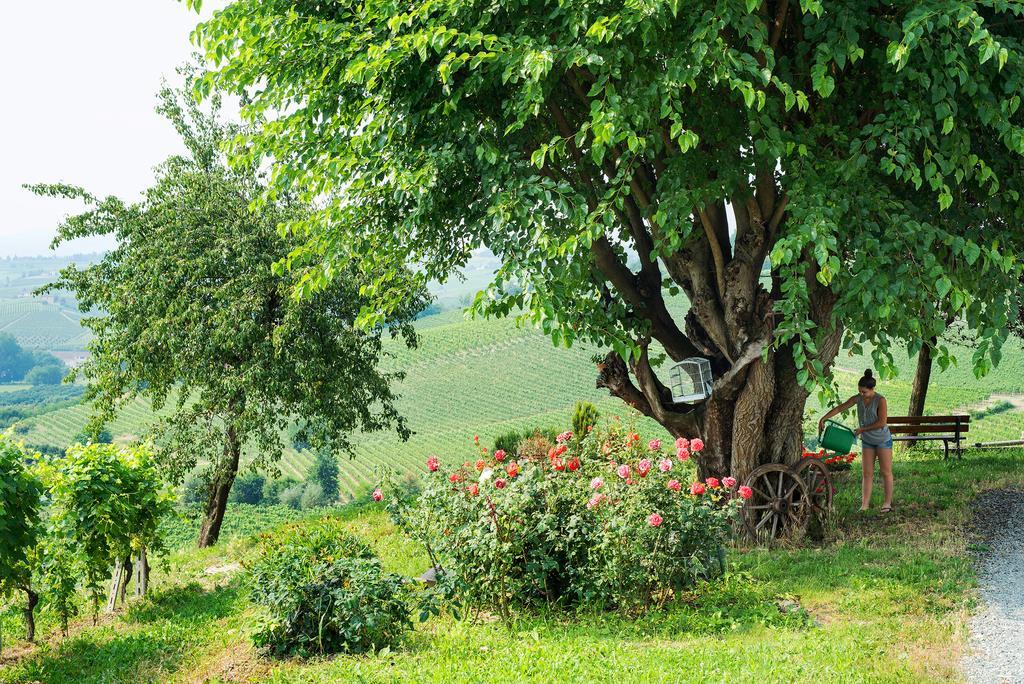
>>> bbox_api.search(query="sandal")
[880,505,893,514]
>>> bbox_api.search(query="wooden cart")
[741,459,834,540]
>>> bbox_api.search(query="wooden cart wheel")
[792,458,834,519]
[742,463,810,541]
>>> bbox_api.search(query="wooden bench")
[888,415,970,459]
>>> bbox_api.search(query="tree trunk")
[197,424,241,548]
[23,588,38,642]
[135,547,149,597]
[906,337,936,439]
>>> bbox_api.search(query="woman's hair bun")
[863,368,873,378]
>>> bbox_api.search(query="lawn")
[2,448,1022,683]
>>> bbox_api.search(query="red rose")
[567,458,580,472]
[495,478,507,489]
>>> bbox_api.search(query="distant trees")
[31,76,427,547]
[0,333,65,385]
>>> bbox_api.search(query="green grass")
[3,448,1022,683]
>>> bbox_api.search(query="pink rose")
[494,449,506,462]
[426,456,440,472]
[467,483,479,496]
[667,479,682,492]
[659,458,672,472]
[674,437,689,450]
[617,464,631,479]
[449,472,462,483]
[587,493,606,510]
[738,486,753,500]
[637,459,652,477]
[676,448,690,461]
[690,482,706,496]
[647,512,663,527]
[690,438,705,452]
[648,439,661,451]
[723,476,737,488]
[591,477,604,490]
[557,430,573,443]
[372,488,383,501]
[495,478,507,489]
[706,477,720,489]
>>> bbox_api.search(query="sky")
[0,1,223,257]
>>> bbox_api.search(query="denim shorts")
[862,437,893,449]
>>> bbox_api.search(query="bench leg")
[942,440,949,461]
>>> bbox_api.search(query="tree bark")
[197,423,242,548]
[23,588,38,642]
[135,547,149,597]
[906,337,936,439]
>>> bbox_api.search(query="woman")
[818,369,893,513]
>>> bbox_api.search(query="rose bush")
[382,417,743,615]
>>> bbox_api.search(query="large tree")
[190,1,1024,479]
[31,81,426,546]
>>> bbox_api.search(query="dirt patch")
[185,642,271,684]
[204,562,243,576]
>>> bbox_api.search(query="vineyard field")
[16,309,1024,500]
[0,298,91,350]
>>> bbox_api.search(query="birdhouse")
[668,357,714,403]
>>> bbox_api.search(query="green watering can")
[820,419,856,453]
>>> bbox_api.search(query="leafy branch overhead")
[189,1,1024,474]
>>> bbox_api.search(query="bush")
[263,476,300,505]
[231,473,266,505]
[182,475,209,506]
[299,482,325,509]
[384,418,740,616]
[72,428,113,445]
[571,401,600,437]
[279,482,305,510]
[24,363,65,386]
[248,519,410,656]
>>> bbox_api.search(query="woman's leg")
[861,447,876,510]
[877,447,894,510]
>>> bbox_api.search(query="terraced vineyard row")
[0,298,91,350]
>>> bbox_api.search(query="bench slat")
[889,425,970,434]
[888,415,970,425]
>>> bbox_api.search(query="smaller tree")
[307,450,340,505]
[44,443,173,620]
[230,472,266,505]
[0,435,42,650]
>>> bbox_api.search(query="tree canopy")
[189,1,1024,476]
[31,78,427,543]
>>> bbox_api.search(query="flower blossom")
[372,488,383,501]
[467,483,479,496]
[617,464,631,479]
[557,430,573,443]
[567,457,580,472]
[494,449,506,462]
[552,457,565,471]
[706,477,720,489]
[637,459,652,477]
[659,459,672,473]
[648,439,662,451]
[722,476,737,488]
[475,458,486,471]
[667,479,682,492]
[738,486,753,500]
[587,493,606,510]
[690,482,706,495]
[675,437,689,450]
[690,438,705,452]
[427,456,440,472]
[647,512,663,527]
[449,472,463,483]
[495,478,507,489]
[506,462,520,478]
[676,448,690,461]
[590,477,604,490]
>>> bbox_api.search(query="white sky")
[0,1,223,257]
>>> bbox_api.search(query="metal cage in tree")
[668,357,714,403]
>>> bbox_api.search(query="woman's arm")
[818,396,858,433]
[855,396,888,435]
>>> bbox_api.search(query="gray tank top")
[856,394,891,445]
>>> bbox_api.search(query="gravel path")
[962,488,1024,684]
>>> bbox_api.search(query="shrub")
[299,482,325,509]
[279,482,305,510]
[515,429,557,462]
[383,418,740,616]
[0,437,42,640]
[263,476,300,505]
[571,401,600,437]
[231,473,266,505]
[248,519,410,656]
[24,363,65,386]
[182,475,209,506]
